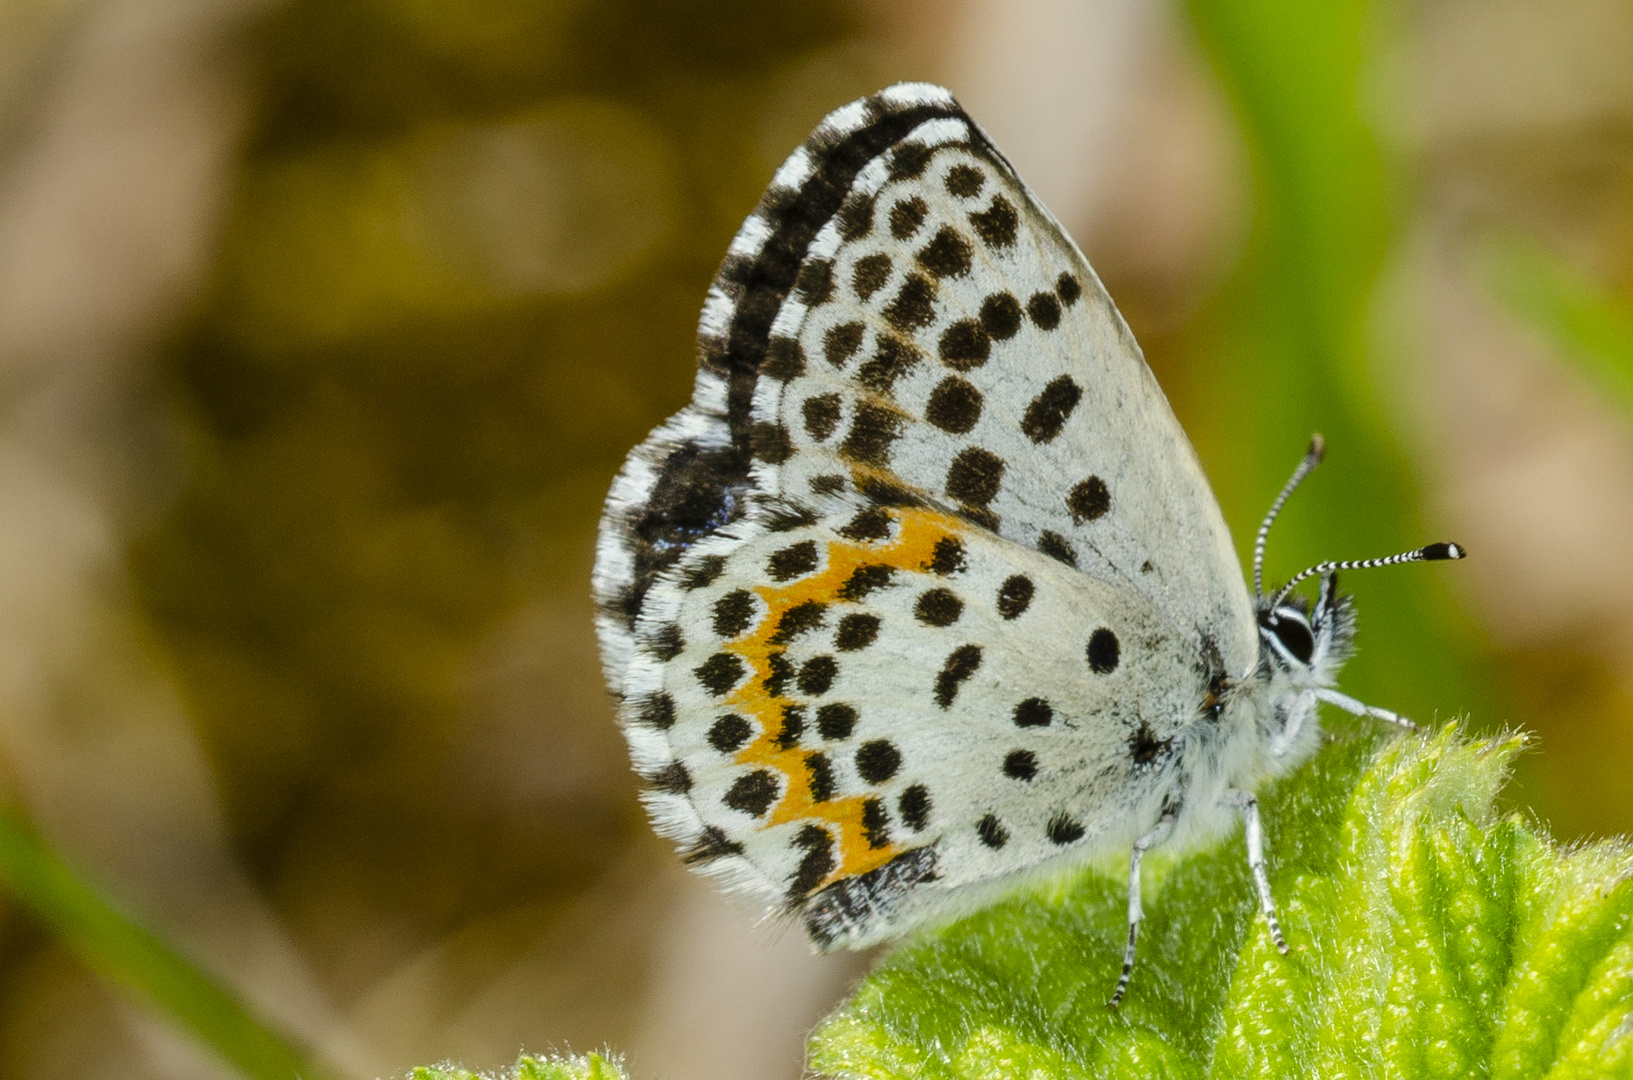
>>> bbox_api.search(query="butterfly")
[591,83,1464,1004]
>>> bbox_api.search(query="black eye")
[1262,608,1314,664]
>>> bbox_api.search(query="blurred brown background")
[0,0,1629,1077]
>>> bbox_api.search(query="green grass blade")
[0,806,340,1080]
[1480,231,1633,413]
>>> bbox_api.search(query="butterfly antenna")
[1266,542,1468,615]
[1253,435,1326,598]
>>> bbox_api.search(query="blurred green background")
[0,0,1629,1077]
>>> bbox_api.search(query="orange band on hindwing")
[720,506,965,890]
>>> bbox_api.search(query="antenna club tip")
[1307,434,1326,462]
[1421,541,1467,561]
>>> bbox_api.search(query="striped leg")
[1108,808,1176,1007]
[1225,789,1288,954]
[1315,687,1417,733]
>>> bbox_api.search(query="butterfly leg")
[1313,687,1418,733]
[1268,688,1317,758]
[1108,807,1177,1007]
[1224,789,1289,955]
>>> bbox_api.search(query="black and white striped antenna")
[1266,543,1467,615]
[1253,434,1324,598]
[1256,435,1467,615]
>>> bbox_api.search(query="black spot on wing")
[1002,750,1037,781]
[713,589,756,638]
[646,761,692,793]
[883,274,936,333]
[925,536,966,575]
[925,376,983,433]
[797,655,837,696]
[969,195,1018,249]
[1087,627,1120,674]
[1037,530,1077,567]
[1028,291,1061,330]
[680,556,726,590]
[914,588,963,626]
[764,652,794,697]
[1021,376,1082,443]
[838,506,893,542]
[794,260,834,306]
[1129,721,1170,766]
[889,196,927,239]
[750,422,792,464]
[860,797,892,848]
[761,337,805,380]
[945,164,985,198]
[997,575,1033,619]
[839,402,904,467]
[768,540,820,581]
[809,474,847,497]
[980,292,1022,339]
[824,322,864,367]
[682,826,744,865]
[802,393,842,441]
[855,740,902,784]
[638,692,676,729]
[934,644,982,708]
[709,714,752,753]
[977,814,1008,848]
[648,624,684,661]
[887,140,935,181]
[805,755,836,803]
[1047,814,1086,845]
[764,503,817,532]
[899,785,931,830]
[856,335,921,393]
[724,770,779,817]
[773,704,805,749]
[816,702,857,740]
[1013,697,1052,727]
[916,227,973,279]
[853,254,891,300]
[770,600,827,644]
[938,320,990,370]
[1056,271,1082,304]
[788,823,834,900]
[835,614,880,651]
[945,448,1004,508]
[696,653,746,696]
[1068,476,1110,523]
[839,563,894,600]
[836,192,875,241]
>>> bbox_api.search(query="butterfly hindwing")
[625,491,1205,947]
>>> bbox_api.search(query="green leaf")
[808,727,1633,1079]
[410,1052,629,1080]
[0,804,339,1080]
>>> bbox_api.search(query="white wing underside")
[591,83,1256,947]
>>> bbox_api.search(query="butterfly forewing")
[745,99,1254,678]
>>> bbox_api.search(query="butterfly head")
[1255,572,1353,683]
[1249,435,1464,687]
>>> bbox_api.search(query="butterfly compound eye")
[1264,608,1315,665]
